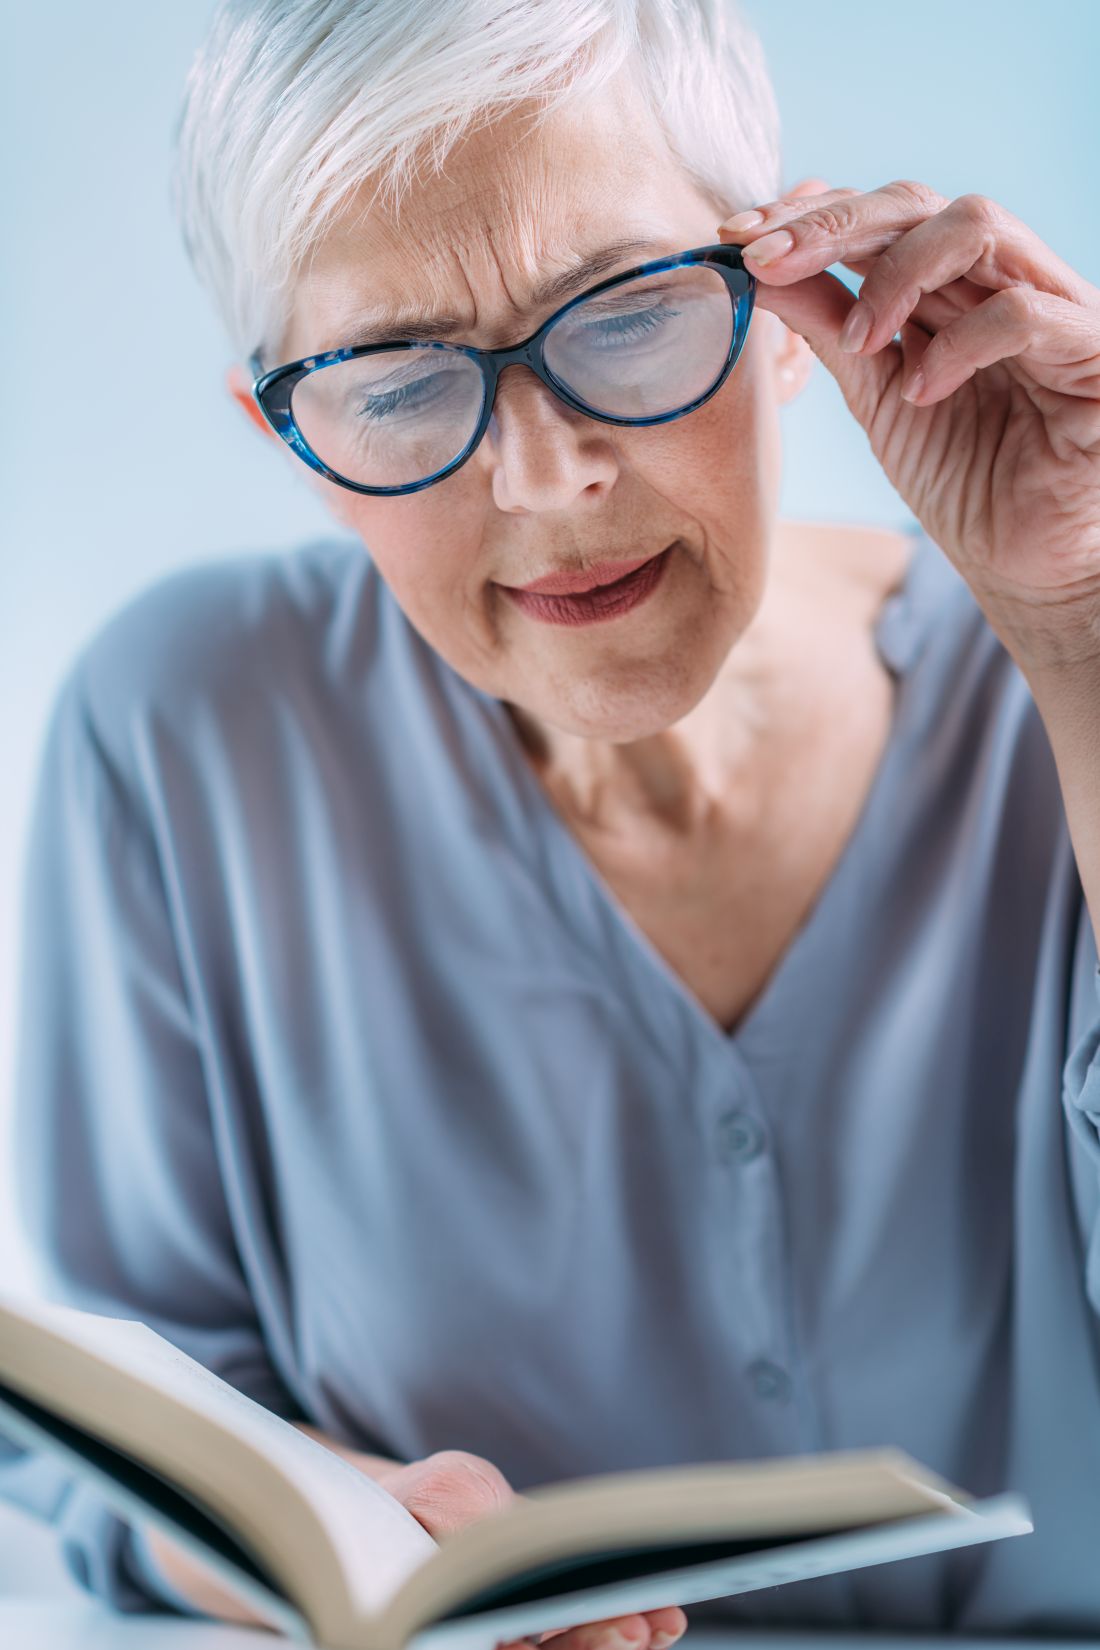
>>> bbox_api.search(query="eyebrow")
[314,236,674,355]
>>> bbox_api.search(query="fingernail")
[901,365,926,403]
[605,1627,647,1649]
[742,229,794,266]
[650,1633,681,1649]
[838,303,872,353]
[724,209,765,230]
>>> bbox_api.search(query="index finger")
[719,184,863,234]
[722,179,951,282]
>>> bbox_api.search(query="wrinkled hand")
[376,1450,688,1650]
[719,180,1100,669]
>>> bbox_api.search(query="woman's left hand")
[718,180,1100,671]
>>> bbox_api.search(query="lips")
[509,553,663,596]
[500,543,675,627]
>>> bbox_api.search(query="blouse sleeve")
[1061,890,1100,1317]
[0,658,306,1615]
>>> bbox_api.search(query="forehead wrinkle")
[479,212,558,317]
[415,183,597,318]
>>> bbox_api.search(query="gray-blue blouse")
[4,523,1100,1634]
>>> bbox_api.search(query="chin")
[538,665,713,743]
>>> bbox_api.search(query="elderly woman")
[4,0,1100,1639]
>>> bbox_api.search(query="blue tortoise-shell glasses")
[248,243,756,498]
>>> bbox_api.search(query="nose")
[486,364,620,513]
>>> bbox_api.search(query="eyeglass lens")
[288,262,736,491]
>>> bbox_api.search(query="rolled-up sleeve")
[0,658,305,1614]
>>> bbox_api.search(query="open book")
[0,1290,1032,1650]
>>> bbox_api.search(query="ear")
[773,321,816,405]
[783,175,833,203]
[769,176,832,403]
[224,361,360,528]
[226,362,280,443]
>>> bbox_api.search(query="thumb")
[743,261,915,427]
[386,1450,519,1539]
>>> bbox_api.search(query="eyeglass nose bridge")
[474,333,594,441]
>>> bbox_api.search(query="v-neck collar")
[470,523,944,1069]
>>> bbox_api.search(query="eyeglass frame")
[248,241,757,498]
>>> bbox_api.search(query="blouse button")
[747,1359,792,1402]
[716,1108,766,1164]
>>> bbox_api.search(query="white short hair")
[170,0,783,367]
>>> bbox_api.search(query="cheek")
[333,490,490,638]
[333,491,463,584]
[626,366,767,513]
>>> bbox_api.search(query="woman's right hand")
[376,1449,689,1650]
[139,1437,690,1650]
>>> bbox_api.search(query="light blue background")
[2,1,1098,1285]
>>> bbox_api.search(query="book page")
[374,1450,1023,1648]
[403,1494,1033,1650]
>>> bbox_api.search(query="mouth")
[497,542,678,628]
[506,554,662,597]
